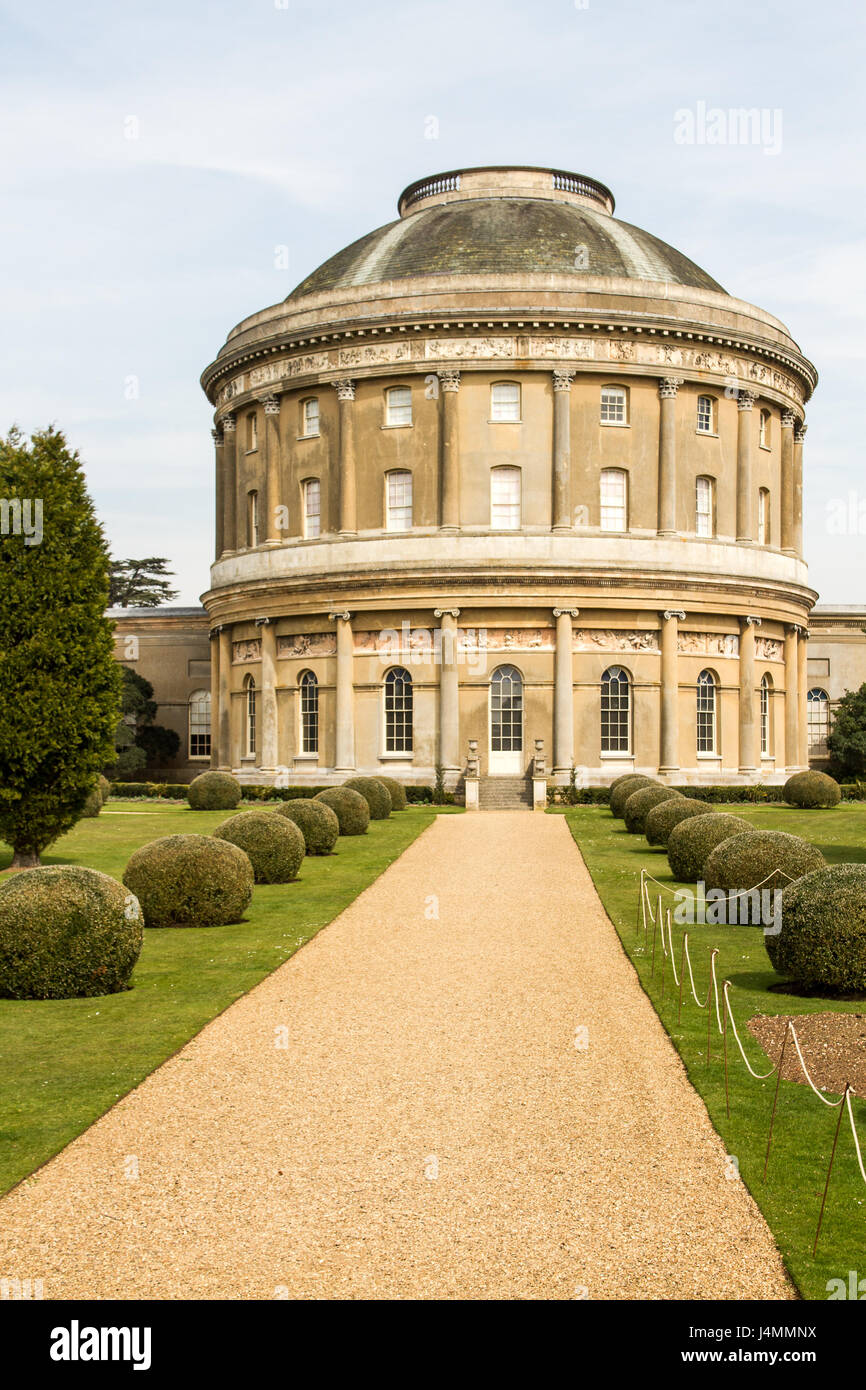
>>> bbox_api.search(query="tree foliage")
[108,557,178,608]
[110,667,179,777]
[826,683,866,780]
[0,427,121,865]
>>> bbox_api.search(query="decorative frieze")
[574,629,659,652]
[277,632,336,658]
[755,637,783,662]
[232,638,262,663]
[677,631,739,657]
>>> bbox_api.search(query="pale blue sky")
[1,0,864,603]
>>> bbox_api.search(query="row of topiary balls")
[0,772,407,1001]
[607,769,866,994]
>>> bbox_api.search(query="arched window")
[759,408,771,449]
[301,397,319,437]
[385,385,412,428]
[697,670,718,754]
[697,395,716,434]
[189,689,211,760]
[600,468,628,531]
[760,673,773,756]
[247,490,259,548]
[386,470,413,531]
[807,688,830,753]
[490,381,521,422]
[600,666,631,754]
[299,670,318,754]
[758,488,770,545]
[600,385,628,425]
[490,466,521,529]
[302,478,321,539]
[244,674,256,758]
[385,667,413,753]
[695,475,715,537]
[490,665,523,754]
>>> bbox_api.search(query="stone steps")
[478,776,533,810]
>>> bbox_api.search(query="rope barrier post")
[763,1023,791,1182]
[650,914,658,976]
[677,932,686,1025]
[636,872,644,941]
[722,982,731,1119]
[706,976,713,1065]
[813,1084,850,1257]
[660,915,667,1001]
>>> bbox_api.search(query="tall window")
[385,385,412,427]
[301,398,319,437]
[302,478,321,539]
[244,675,256,757]
[695,475,715,537]
[600,385,627,425]
[807,688,830,753]
[696,670,718,754]
[247,412,258,451]
[386,470,413,531]
[189,690,211,760]
[384,667,413,753]
[490,665,523,752]
[247,490,259,547]
[600,468,628,531]
[760,673,772,756]
[758,488,770,545]
[490,466,521,529]
[600,666,631,754]
[490,382,521,422]
[697,395,715,434]
[299,670,318,754]
[759,409,771,449]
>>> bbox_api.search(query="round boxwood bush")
[609,776,658,819]
[187,771,242,811]
[704,829,827,895]
[767,864,866,993]
[667,812,754,882]
[98,774,111,805]
[315,787,370,835]
[783,770,841,809]
[123,834,254,927]
[276,798,340,855]
[213,810,305,884]
[342,777,391,819]
[0,866,144,1000]
[645,796,709,847]
[376,776,407,811]
[623,785,682,834]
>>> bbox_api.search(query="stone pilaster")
[735,390,756,542]
[221,413,237,555]
[217,625,232,770]
[798,625,809,768]
[784,623,801,771]
[209,626,220,768]
[793,422,807,559]
[659,609,685,774]
[552,608,578,773]
[434,608,460,772]
[257,617,278,771]
[212,427,224,560]
[780,409,796,554]
[438,370,461,532]
[333,380,357,536]
[657,378,683,536]
[552,370,576,532]
[261,394,283,545]
[329,610,355,771]
[738,616,760,774]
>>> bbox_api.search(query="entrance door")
[489,664,523,774]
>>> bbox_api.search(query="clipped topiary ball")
[623,785,682,834]
[98,775,111,805]
[783,770,841,809]
[213,810,305,884]
[767,864,866,993]
[187,771,242,811]
[645,796,709,847]
[609,776,658,819]
[123,834,254,927]
[376,776,407,811]
[667,812,754,882]
[0,865,143,999]
[275,798,339,855]
[315,787,370,835]
[81,785,103,818]
[342,777,391,819]
[704,829,826,895]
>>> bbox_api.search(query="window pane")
[807,688,829,753]
[491,666,523,751]
[246,678,256,756]
[385,667,413,752]
[491,383,520,421]
[696,476,713,536]
[248,491,258,547]
[386,471,413,530]
[189,690,211,759]
[600,469,627,531]
[303,398,319,435]
[304,479,320,539]
[491,467,521,528]
[697,671,716,753]
[300,671,319,754]
[600,387,626,424]
[758,489,770,544]
[601,666,630,753]
[386,387,412,427]
[760,676,771,756]
[697,396,713,433]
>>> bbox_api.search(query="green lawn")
[554,801,866,1301]
[0,800,456,1195]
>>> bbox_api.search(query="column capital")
[329,610,352,622]
[210,624,227,637]
[658,376,683,399]
[434,608,460,619]
[552,368,576,392]
[781,408,796,429]
[438,369,461,392]
[743,614,762,627]
[333,378,356,402]
[736,389,757,411]
[212,426,223,445]
[661,609,686,621]
[221,411,236,433]
[794,422,808,443]
[787,622,807,637]
[259,393,281,415]
[552,607,579,619]
[254,615,272,627]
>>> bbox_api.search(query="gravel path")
[0,812,793,1300]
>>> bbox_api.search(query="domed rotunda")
[201,165,817,796]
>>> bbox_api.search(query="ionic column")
[329,610,355,771]
[659,609,685,774]
[553,608,579,773]
[217,625,232,770]
[212,427,225,559]
[261,394,283,545]
[798,626,809,768]
[257,617,278,772]
[793,422,807,558]
[738,616,760,774]
[736,390,756,542]
[784,623,800,770]
[780,409,796,554]
[221,413,237,554]
[657,378,683,536]
[334,380,357,536]
[434,608,460,772]
[552,370,576,532]
[209,627,220,768]
[438,370,461,532]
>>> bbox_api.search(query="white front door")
[489,665,523,775]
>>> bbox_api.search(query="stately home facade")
[196,166,819,791]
